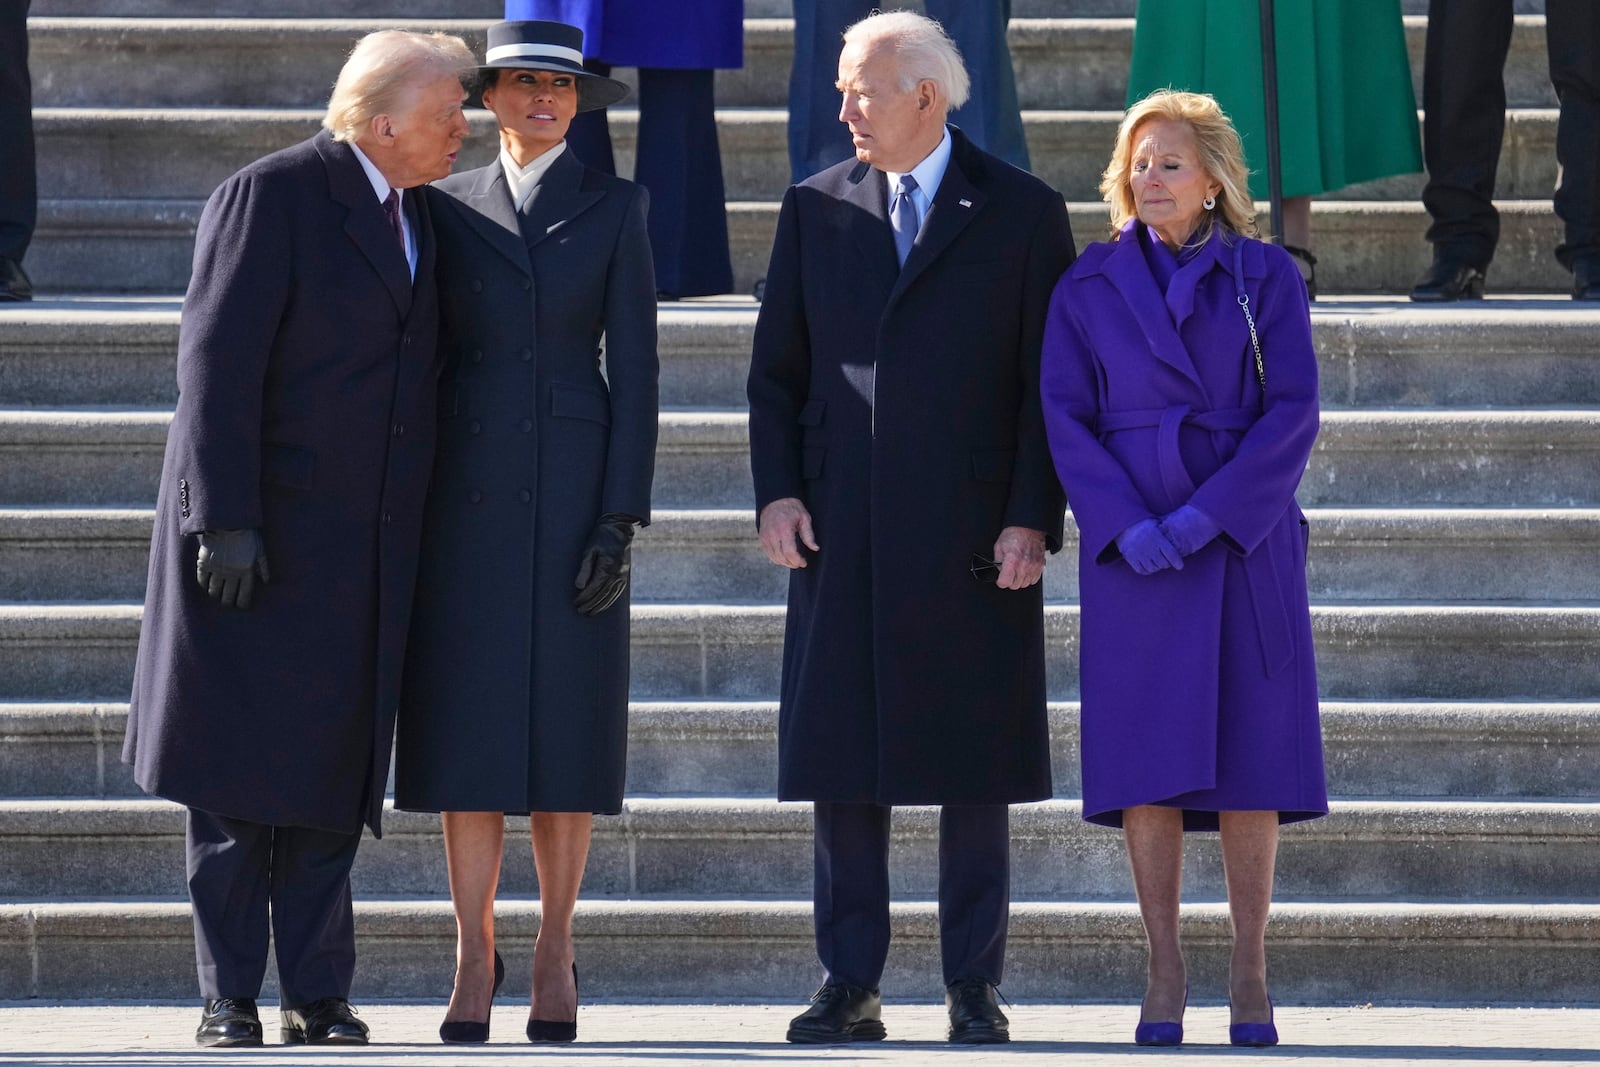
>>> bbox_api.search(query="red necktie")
[383,189,405,250]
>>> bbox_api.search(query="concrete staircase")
[3,0,1598,1007]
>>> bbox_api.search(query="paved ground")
[1,1003,1596,1066]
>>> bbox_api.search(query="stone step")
[9,408,1599,511]
[6,298,1600,408]
[2,602,1596,703]
[4,505,1597,604]
[2,796,1596,903]
[23,197,1576,295]
[29,104,1558,207]
[7,699,1597,801]
[0,897,1592,1002]
[26,17,1562,112]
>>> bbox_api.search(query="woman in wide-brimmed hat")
[393,15,658,1047]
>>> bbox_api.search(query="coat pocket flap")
[970,448,1016,482]
[550,382,612,425]
[797,399,827,426]
[262,442,316,491]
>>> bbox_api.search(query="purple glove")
[1159,505,1221,557]
[1116,518,1184,576]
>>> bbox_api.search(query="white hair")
[322,30,475,143]
[842,10,971,113]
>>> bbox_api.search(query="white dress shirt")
[349,142,416,280]
[882,125,954,236]
[500,141,569,213]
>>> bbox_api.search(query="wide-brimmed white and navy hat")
[472,20,630,112]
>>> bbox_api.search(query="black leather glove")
[195,528,271,609]
[573,513,639,616]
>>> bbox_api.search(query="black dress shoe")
[1410,256,1486,302]
[1573,258,1600,301]
[785,981,886,1044]
[0,257,32,302]
[946,978,1010,1044]
[196,998,263,1047]
[280,997,369,1045]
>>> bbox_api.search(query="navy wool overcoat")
[393,148,659,815]
[124,132,442,837]
[747,127,1077,805]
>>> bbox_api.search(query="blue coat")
[124,132,441,837]
[512,0,744,69]
[747,128,1076,805]
[1041,222,1328,830]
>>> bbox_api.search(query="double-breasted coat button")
[519,348,532,363]
[520,278,531,291]
[519,418,533,432]
[519,489,532,503]
[469,490,482,504]
[470,279,483,293]
[393,422,405,437]
[470,349,483,363]
[470,420,481,434]
[382,512,393,524]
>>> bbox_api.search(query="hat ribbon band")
[485,42,585,66]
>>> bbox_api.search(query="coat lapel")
[1099,222,1206,391]
[442,164,532,276]
[519,148,605,251]
[888,129,986,306]
[841,160,901,277]
[317,133,413,317]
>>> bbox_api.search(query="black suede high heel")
[526,963,579,1043]
[1285,245,1318,301]
[438,949,505,1044]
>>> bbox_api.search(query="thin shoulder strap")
[1234,238,1266,389]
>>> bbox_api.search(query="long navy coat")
[124,132,441,837]
[393,148,658,815]
[1041,223,1327,831]
[514,0,743,69]
[747,127,1076,805]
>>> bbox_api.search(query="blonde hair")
[842,10,971,113]
[1100,89,1257,243]
[323,31,475,143]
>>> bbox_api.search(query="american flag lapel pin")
[959,198,972,208]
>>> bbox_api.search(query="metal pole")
[1258,0,1284,244]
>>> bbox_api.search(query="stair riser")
[6,521,1598,602]
[2,903,1592,1003]
[7,705,1598,800]
[29,19,1559,113]
[31,108,1561,207]
[4,808,1596,901]
[24,200,1578,295]
[2,609,1594,702]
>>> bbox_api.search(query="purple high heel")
[1229,995,1278,1047]
[1133,983,1187,1047]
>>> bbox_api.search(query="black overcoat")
[393,148,659,815]
[124,132,441,836]
[747,127,1077,805]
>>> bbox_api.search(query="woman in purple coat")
[1040,90,1326,1049]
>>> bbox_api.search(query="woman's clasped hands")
[1117,505,1221,575]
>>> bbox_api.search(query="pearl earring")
[1203,194,1217,210]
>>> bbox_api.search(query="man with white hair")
[123,30,473,1047]
[748,10,1075,1046]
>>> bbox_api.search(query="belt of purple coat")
[1094,404,1295,677]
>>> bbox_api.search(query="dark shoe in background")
[1573,257,1600,301]
[1284,245,1318,301]
[195,998,262,1047]
[280,998,368,1045]
[945,978,1009,1044]
[1410,256,1487,302]
[785,981,886,1043]
[0,257,31,302]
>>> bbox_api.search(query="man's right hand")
[196,528,271,609]
[758,497,820,569]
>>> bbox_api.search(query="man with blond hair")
[123,30,473,1047]
[748,10,1075,1046]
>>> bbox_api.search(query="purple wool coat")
[1040,222,1328,831]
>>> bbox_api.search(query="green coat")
[1127,0,1422,199]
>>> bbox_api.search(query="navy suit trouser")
[567,64,735,297]
[787,0,1030,183]
[813,801,1010,989]
[1422,0,1600,269]
[0,0,35,263]
[186,808,362,1007]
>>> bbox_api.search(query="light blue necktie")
[890,174,919,267]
